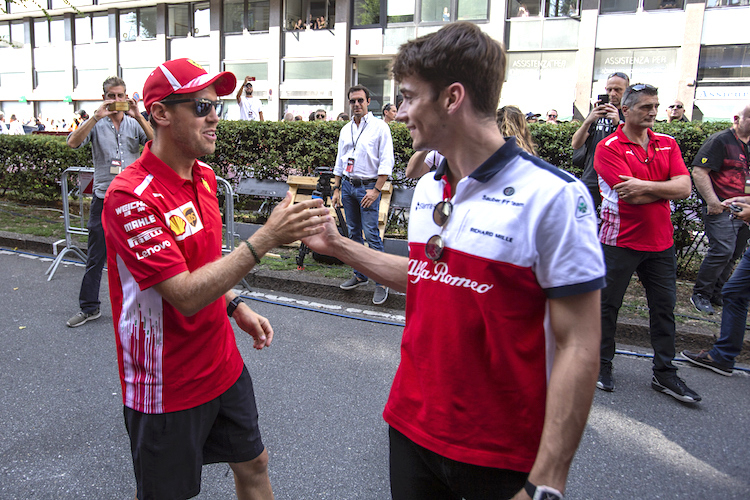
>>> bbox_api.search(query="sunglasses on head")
[425,200,453,261]
[608,72,629,80]
[629,83,658,92]
[349,98,366,105]
[668,104,684,109]
[160,98,224,117]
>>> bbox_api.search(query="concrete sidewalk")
[3,229,748,363]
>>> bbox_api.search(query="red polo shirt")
[102,142,243,414]
[595,125,689,252]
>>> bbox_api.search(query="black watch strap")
[227,296,244,318]
[525,480,537,499]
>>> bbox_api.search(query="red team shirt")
[595,125,689,252]
[383,139,605,471]
[102,143,243,414]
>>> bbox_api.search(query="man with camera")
[571,72,629,208]
[236,76,264,121]
[331,84,394,305]
[65,76,153,328]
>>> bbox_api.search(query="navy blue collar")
[433,137,524,183]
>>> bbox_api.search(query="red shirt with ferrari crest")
[102,142,243,414]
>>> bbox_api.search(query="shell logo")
[169,215,187,236]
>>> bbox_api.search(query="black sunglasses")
[160,98,224,117]
[425,200,453,261]
[349,98,366,105]
[668,104,684,109]
[629,84,658,92]
[315,113,326,118]
[608,72,629,80]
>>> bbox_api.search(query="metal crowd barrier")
[46,169,238,281]
[45,167,94,281]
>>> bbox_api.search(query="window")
[353,0,380,26]
[706,0,749,7]
[224,0,270,33]
[422,0,487,22]
[120,7,157,42]
[11,21,25,46]
[0,23,9,47]
[224,62,269,81]
[284,60,333,80]
[509,0,579,17]
[169,2,211,37]
[34,17,65,48]
[698,45,750,80]
[600,0,682,13]
[389,0,415,23]
[285,0,335,30]
[458,0,490,19]
[75,13,109,44]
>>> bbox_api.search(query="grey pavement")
[1,247,750,499]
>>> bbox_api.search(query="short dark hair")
[103,76,126,94]
[348,85,371,100]
[391,22,506,118]
[622,83,658,110]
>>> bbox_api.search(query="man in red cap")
[102,58,329,500]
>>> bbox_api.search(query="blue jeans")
[600,245,678,374]
[341,178,383,282]
[79,195,106,313]
[711,247,750,368]
[693,208,750,299]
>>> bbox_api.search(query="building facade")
[0,0,748,123]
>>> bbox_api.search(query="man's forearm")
[525,291,600,493]
[67,117,97,148]
[325,234,409,292]
[571,121,592,150]
[692,168,720,206]
[134,112,154,141]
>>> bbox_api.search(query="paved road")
[1,247,749,499]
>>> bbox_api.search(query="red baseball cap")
[143,58,237,113]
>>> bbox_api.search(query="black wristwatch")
[227,296,244,318]
[525,480,564,500]
[333,185,341,191]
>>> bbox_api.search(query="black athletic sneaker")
[651,373,701,403]
[690,293,715,315]
[596,363,614,392]
[681,350,733,376]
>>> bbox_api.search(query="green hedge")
[0,119,731,201]
[0,119,732,276]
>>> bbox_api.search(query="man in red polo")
[594,83,701,403]
[102,58,328,500]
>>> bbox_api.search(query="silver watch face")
[535,486,563,500]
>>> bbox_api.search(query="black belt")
[344,177,378,187]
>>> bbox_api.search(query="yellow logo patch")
[702,158,708,164]
[169,215,186,236]
[202,178,211,193]
[187,59,204,70]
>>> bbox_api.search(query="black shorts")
[123,366,265,500]
[389,426,527,500]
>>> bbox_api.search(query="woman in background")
[496,105,537,156]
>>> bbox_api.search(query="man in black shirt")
[571,72,629,208]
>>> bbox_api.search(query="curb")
[3,231,747,362]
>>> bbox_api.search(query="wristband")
[333,186,341,191]
[374,186,381,193]
[244,239,261,264]
[227,296,244,317]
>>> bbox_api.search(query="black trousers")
[600,244,678,374]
